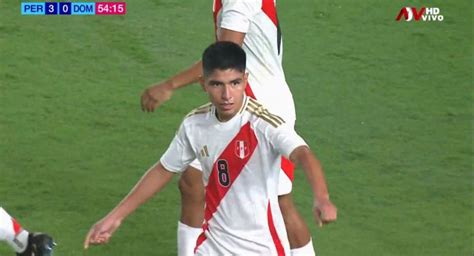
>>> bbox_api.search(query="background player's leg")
[278,157,316,255]
[278,194,313,249]
[0,207,29,253]
[290,238,316,256]
[177,165,205,256]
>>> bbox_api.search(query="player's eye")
[209,82,221,87]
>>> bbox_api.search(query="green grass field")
[1,0,471,255]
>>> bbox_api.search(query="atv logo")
[396,7,444,22]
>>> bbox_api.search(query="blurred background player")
[0,207,55,256]
[140,1,320,255]
[84,41,336,255]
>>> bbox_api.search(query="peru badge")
[235,140,249,159]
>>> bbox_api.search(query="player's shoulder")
[185,102,213,120]
[180,102,213,131]
[245,98,286,128]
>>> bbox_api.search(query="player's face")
[201,68,248,122]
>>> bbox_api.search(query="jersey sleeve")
[268,124,308,159]
[219,0,261,33]
[160,122,196,173]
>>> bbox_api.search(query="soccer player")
[141,1,319,255]
[84,41,336,255]
[0,207,55,256]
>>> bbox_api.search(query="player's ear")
[199,76,206,92]
[243,72,249,89]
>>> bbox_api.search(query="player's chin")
[217,108,237,120]
[218,105,236,114]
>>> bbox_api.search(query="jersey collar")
[212,95,249,123]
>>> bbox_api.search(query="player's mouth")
[220,102,234,111]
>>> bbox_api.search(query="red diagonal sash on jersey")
[194,122,258,252]
[262,0,283,55]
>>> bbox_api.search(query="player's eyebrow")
[230,78,243,84]
[208,80,224,85]
[207,78,242,86]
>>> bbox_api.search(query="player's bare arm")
[217,28,246,45]
[141,28,245,112]
[84,162,175,249]
[289,146,337,227]
[141,61,203,112]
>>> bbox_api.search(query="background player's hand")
[84,216,122,249]
[313,198,337,227]
[141,82,174,112]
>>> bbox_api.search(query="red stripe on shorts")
[11,218,22,235]
[267,201,286,255]
[280,157,295,181]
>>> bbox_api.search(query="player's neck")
[215,109,238,122]
[215,102,244,122]
[214,95,246,122]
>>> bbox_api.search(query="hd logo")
[396,7,444,22]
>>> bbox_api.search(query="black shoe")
[17,233,55,256]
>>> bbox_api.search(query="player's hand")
[84,216,122,249]
[141,82,174,112]
[313,198,337,227]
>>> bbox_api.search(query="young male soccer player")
[84,41,337,255]
[141,1,319,254]
[0,207,55,256]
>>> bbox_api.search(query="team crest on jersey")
[234,140,250,159]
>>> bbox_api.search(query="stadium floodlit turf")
[0,1,471,255]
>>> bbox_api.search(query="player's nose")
[221,84,232,100]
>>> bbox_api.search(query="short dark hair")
[202,41,246,78]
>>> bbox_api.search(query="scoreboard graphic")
[21,2,126,15]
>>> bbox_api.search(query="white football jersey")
[160,96,307,255]
[213,0,296,125]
